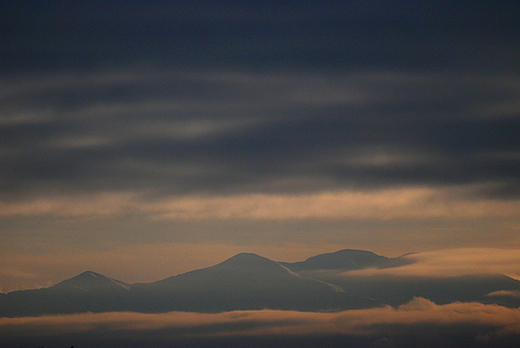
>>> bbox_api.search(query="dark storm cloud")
[1,68,520,201]
[2,0,519,74]
[1,1,519,202]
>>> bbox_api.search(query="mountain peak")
[223,252,271,263]
[214,252,282,270]
[68,271,109,282]
[282,249,389,272]
[78,271,102,278]
[52,271,130,292]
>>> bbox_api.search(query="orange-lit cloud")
[487,290,520,298]
[0,192,137,217]
[1,185,519,221]
[343,248,520,279]
[1,299,520,340]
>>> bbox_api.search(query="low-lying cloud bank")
[343,248,520,279]
[1,298,520,341]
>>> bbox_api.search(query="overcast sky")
[1,0,520,291]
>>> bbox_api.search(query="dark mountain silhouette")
[0,271,130,317]
[129,253,375,312]
[310,272,520,308]
[1,249,520,317]
[54,271,130,292]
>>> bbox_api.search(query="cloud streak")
[1,185,519,221]
[487,290,520,298]
[2,68,519,202]
[1,298,520,341]
[343,248,520,279]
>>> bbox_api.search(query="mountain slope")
[53,271,130,292]
[312,272,520,308]
[0,271,131,316]
[130,253,375,312]
[2,249,520,317]
[280,249,410,272]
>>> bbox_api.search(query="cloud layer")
[341,248,520,279]
[2,299,520,345]
[2,186,520,222]
[2,68,520,205]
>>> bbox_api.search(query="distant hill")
[129,253,374,312]
[0,271,130,317]
[280,249,410,272]
[1,249,520,317]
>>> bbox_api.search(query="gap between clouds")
[0,242,343,293]
[2,244,520,293]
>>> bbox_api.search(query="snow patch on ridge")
[277,262,345,293]
[110,278,130,291]
[86,272,98,278]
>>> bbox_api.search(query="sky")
[1,0,520,292]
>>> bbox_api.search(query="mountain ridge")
[2,248,520,317]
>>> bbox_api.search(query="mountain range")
[2,249,520,317]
